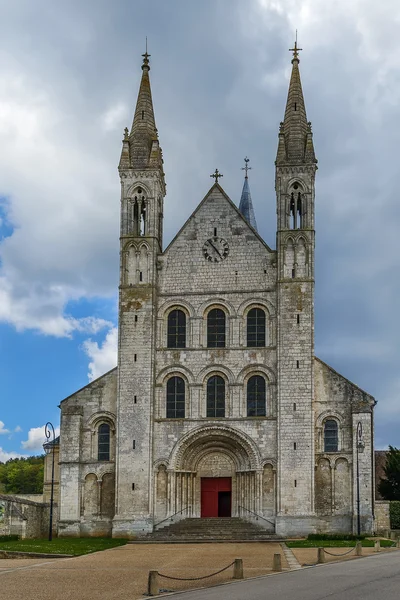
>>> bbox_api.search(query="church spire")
[276,39,316,165]
[119,48,164,181]
[239,157,258,231]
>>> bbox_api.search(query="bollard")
[356,541,362,556]
[272,553,282,572]
[374,540,381,553]
[233,558,243,579]
[397,537,400,548]
[147,570,159,596]
[317,547,325,564]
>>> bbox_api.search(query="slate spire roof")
[276,42,317,165]
[238,158,258,231]
[119,50,165,183]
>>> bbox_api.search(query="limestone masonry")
[57,46,376,538]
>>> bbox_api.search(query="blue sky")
[1,0,399,458]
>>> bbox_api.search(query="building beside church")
[57,45,376,538]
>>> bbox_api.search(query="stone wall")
[0,494,57,539]
[374,501,390,532]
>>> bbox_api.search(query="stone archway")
[163,425,263,519]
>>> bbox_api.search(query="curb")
[0,550,73,559]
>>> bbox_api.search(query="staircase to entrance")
[143,517,280,542]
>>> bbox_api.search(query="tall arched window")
[207,375,225,418]
[167,309,186,348]
[166,376,185,418]
[247,376,266,417]
[207,308,226,348]
[98,423,110,461]
[324,420,338,452]
[247,308,266,347]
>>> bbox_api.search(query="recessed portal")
[201,477,232,517]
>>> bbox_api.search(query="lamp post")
[356,421,365,537]
[44,422,55,542]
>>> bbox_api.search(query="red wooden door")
[201,478,231,517]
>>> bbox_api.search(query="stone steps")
[140,517,279,542]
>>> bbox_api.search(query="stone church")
[58,45,376,538]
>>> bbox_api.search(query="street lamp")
[44,422,56,542]
[356,421,365,537]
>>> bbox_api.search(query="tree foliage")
[0,456,44,494]
[378,445,400,501]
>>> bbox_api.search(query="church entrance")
[201,477,231,517]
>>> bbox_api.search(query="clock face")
[202,237,229,263]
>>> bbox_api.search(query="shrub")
[390,501,400,529]
[308,533,366,541]
[0,535,19,542]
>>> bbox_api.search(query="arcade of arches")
[155,426,275,523]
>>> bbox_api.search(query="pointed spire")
[239,158,258,231]
[119,46,164,180]
[276,38,317,165]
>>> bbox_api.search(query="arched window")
[324,420,338,452]
[247,376,266,417]
[166,376,185,418]
[207,375,225,418]
[247,308,266,347]
[289,184,303,229]
[167,309,186,348]
[98,423,110,461]
[207,308,226,348]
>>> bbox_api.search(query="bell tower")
[275,41,318,535]
[113,51,166,537]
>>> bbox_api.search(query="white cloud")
[0,447,27,462]
[21,425,60,451]
[14,426,22,433]
[0,421,10,435]
[83,326,118,382]
[100,102,128,132]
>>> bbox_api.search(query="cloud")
[0,421,10,435]
[14,426,22,433]
[21,425,60,451]
[0,447,27,462]
[82,327,118,382]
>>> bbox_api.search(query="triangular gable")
[163,183,274,255]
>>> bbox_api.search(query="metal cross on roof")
[142,37,150,66]
[289,31,302,60]
[241,157,251,179]
[210,168,223,183]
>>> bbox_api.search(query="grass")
[287,539,395,548]
[0,537,128,556]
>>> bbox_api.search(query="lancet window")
[166,376,185,419]
[98,423,110,461]
[324,420,338,452]
[206,375,225,418]
[247,375,266,417]
[128,188,147,235]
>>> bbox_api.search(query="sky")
[0,0,399,459]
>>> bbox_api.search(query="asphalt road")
[166,552,400,600]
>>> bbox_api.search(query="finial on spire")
[241,157,251,179]
[142,37,151,70]
[289,30,302,62]
[210,168,223,183]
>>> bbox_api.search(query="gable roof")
[59,366,117,406]
[163,183,274,254]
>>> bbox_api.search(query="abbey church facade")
[58,47,376,538]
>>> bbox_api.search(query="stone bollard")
[147,570,159,596]
[317,547,325,564]
[356,542,362,556]
[272,553,282,572]
[397,537,400,548]
[233,558,243,579]
[374,540,381,553]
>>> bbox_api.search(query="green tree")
[0,456,44,494]
[378,446,400,500]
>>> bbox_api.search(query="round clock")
[202,237,229,262]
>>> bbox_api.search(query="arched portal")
[161,425,266,519]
